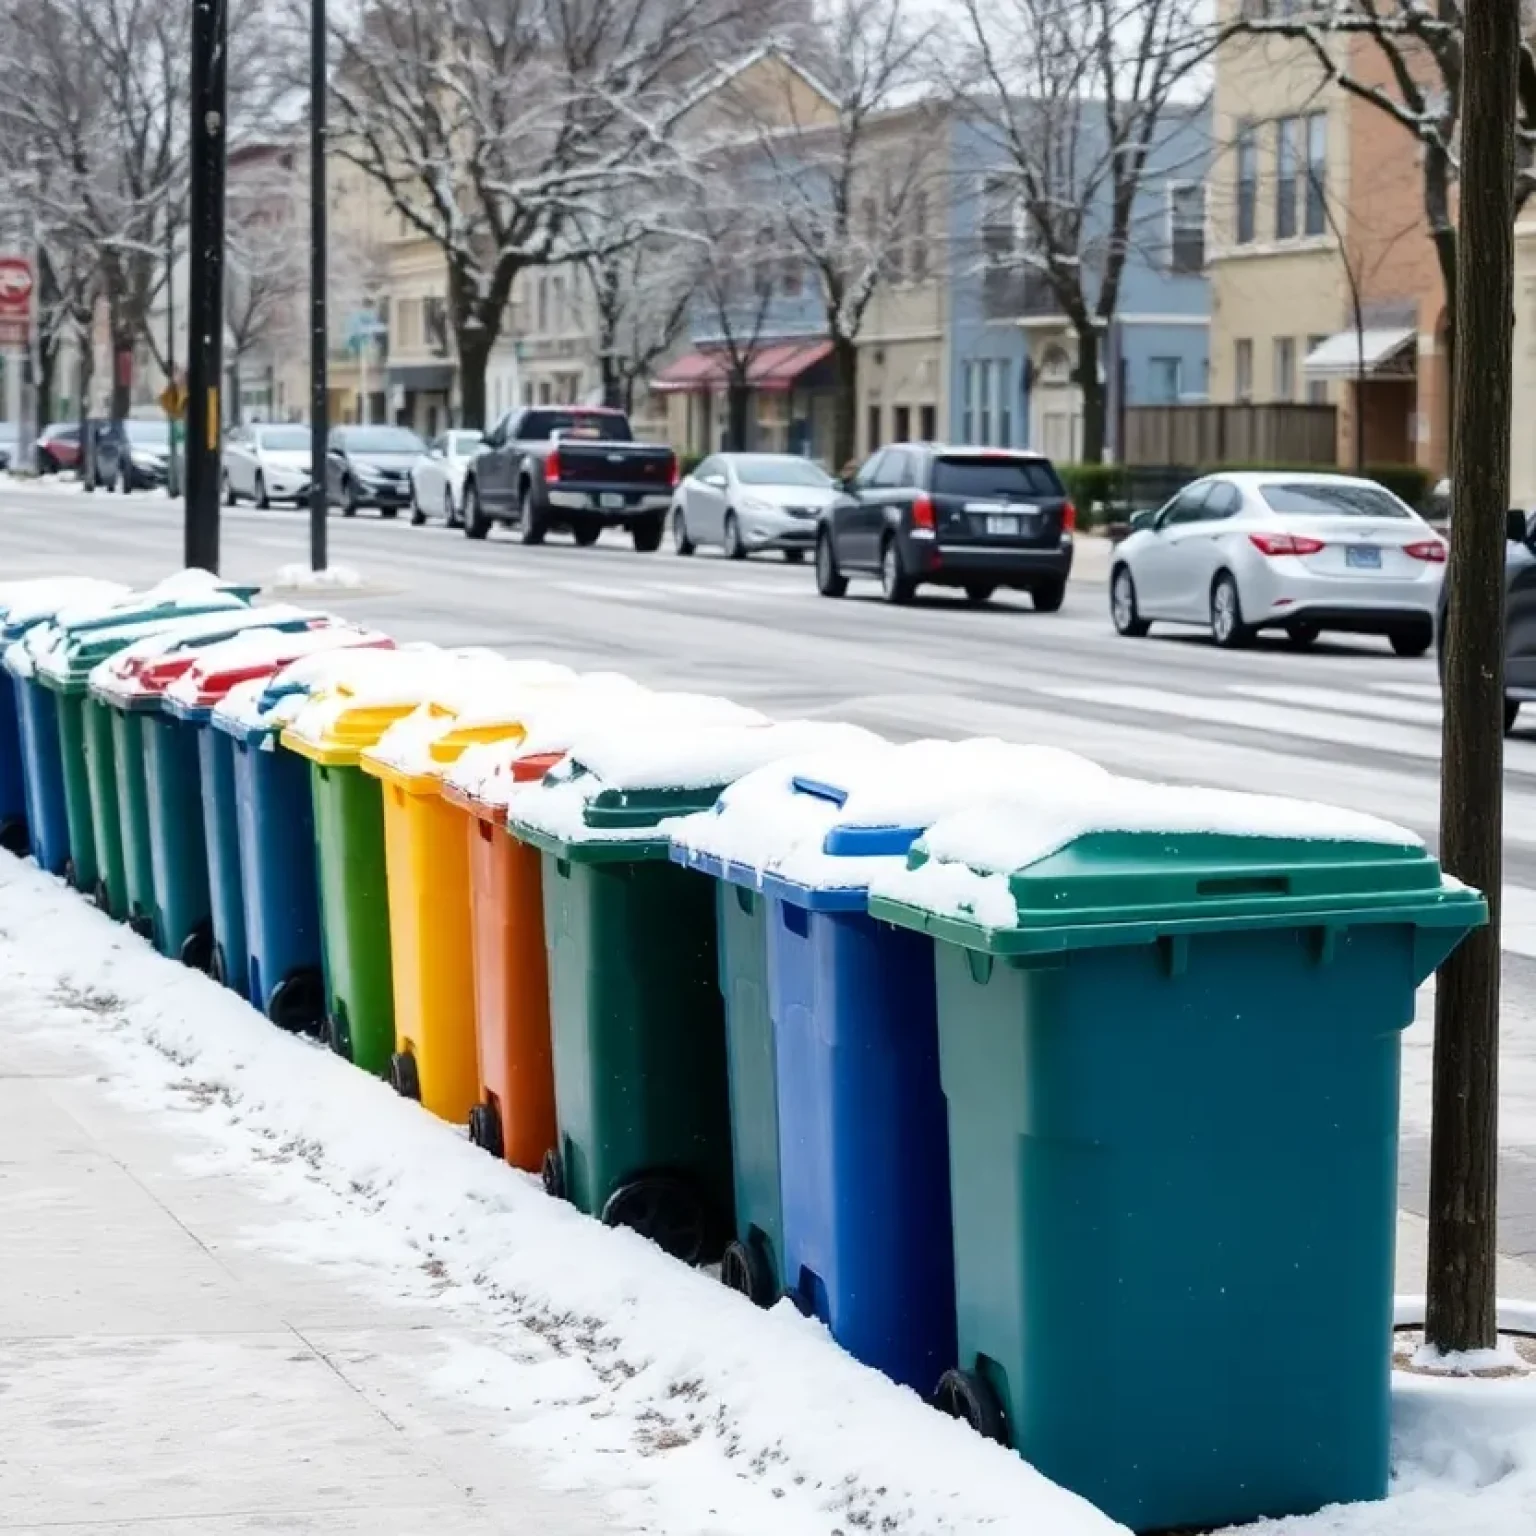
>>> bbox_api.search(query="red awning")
[650,340,832,394]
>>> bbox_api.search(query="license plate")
[600,493,625,510]
[1346,545,1381,569]
[986,514,1019,536]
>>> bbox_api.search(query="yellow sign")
[159,379,187,421]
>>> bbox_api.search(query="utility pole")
[165,196,181,501]
[185,0,228,571]
[1426,0,1518,1355]
[308,0,329,573]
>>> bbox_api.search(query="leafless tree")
[326,0,783,427]
[950,0,1211,464]
[734,0,940,469]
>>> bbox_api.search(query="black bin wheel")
[601,1174,708,1265]
[933,1368,1009,1446]
[179,920,214,974]
[128,912,155,941]
[541,1148,566,1200]
[209,945,227,987]
[721,1236,779,1306]
[92,879,111,914]
[63,856,78,890]
[468,1102,504,1159]
[268,969,325,1037]
[389,1050,421,1101]
[0,816,28,856]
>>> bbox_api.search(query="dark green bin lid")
[509,774,728,864]
[868,829,1487,971]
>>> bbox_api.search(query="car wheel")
[1507,699,1521,735]
[254,472,270,510]
[222,471,236,506]
[784,548,806,564]
[1390,624,1433,659]
[1110,566,1150,637]
[632,515,664,553]
[815,530,848,597]
[673,507,696,556]
[409,482,426,527]
[444,485,459,527]
[342,479,358,517]
[379,502,399,520]
[965,583,997,605]
[517,482,546,546]
[1210,572,1251,649]
[880,538,915,605]
[463,481,490,540]
[1287,622,1321,649]
[116,465,130,495]
[572,518,602,547]
[723,512,747,561]
[1032,577,1066,613]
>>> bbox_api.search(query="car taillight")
[668,452,679,489]
[545,449,560,484]
[1249,532,1325,557]
[1062,500,1077,532]
[913,494,935,530]
[1405,538,1448,562]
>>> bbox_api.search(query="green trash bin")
[868,788,1487,1533]
[504,716,858,1267]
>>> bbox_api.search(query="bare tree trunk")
[831,336,858,471]
[1426,0,1518,1357]
[457,332,491,429]
[1076,323,1105,465]
[77,342,93,494]
[600,353,623,410]
[726,380,750,452]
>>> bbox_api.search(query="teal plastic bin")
[870,819,1486,1533]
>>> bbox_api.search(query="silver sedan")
[671,452,837,562]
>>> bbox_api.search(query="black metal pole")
[184,0,227,571]
[166,195,182,500]
[308,0,329,572]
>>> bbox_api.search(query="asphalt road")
[5,479,1536,1265]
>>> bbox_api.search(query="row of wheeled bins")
[0,570,1487,1534]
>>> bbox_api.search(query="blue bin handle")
[791,775,849,807]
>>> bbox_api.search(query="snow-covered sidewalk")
[4,848,1536,1536]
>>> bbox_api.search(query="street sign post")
[0,255,34,349]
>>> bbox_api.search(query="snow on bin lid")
[52,569,256,632]
[512,688,761,761]
[670,739,1102,907]
[281,649,531,767]
[211,642,430,741]
[0,578,130,633]
[504,719,881,859]
[866,777,1486,955]
[164,623,393,716]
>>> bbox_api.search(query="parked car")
[91,418,171,493]
[1440,508,1536,734]
[671,453,837,561]
[36,422,81,475]
[409,429,484,527]
[223,424,314,507]
[1110,472,1446,654]
[0,422,17,472]
[462,406,677,549]
[814,443,1075,609]
[326,425,428,517]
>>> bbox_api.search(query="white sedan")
[1109,471,1447,655]
[222,424,314,507]
[409,430,484,528]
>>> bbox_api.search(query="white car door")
[225,430,252,495]
[1134,483,1212,616]
[689,457,728,546]
[1163,480,1243,620]
[415,438,444,507]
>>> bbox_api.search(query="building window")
[978,361,994,444]
[1273,336,1296,400]
[894,404,912,442]
[980,175,1017,265]
[551,276,567,331]
[1275,117,1299,240]
[961,361,976,440]
[867,403,883,453]
[1149,356,1183,404]
[997,360,1013,445]
[536,278,550,333]
[1305,112,1328,235]
[782,257,803,297]
[1306,334,1330,403]
[909,191,930,282]
[1168,182,1205,274]
[920,403,937,441]
[1234,338,1254,402]
[1236,123,1257,245]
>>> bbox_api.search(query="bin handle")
[1194,874,1290,898]
[790,775,848,807]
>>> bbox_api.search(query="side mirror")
[1130,508,1156,533]
[1509,508,1531,546]
[704,473,727,489]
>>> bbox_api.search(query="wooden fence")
[1123,404,1338,468]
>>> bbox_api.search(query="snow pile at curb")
[0,854,1122,1536]
[274,563,368,591]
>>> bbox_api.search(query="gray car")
[671,452,837,561]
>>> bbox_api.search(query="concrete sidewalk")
[0,1022,610,1536]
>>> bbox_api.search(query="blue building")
[945,100,1211,463]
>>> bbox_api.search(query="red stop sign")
[0,258,34,313]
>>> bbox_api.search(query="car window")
[342,427,426,453]
[258,427,309,452]
[932,456,1064,499]
[734,455,833,488]
[1162,484,1212,526]
[518,409,632,443]
[874,450,913,489]
[695,456,721,481]
[1260,481,1413,518]
[1202,482,1243,520]
[452,431,483,454]
[853,453,886,490]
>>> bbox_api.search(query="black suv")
[1440,508,1536,734]
[814,444,1075,609]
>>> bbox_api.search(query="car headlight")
[130,450,163,470]
[739,498,780,517]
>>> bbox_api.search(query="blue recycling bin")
[0,667,25,854]
[676,765,956,1392]
[214,684,327,1032]
[8,658,70,874]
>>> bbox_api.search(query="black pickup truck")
[462,406,678,549]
